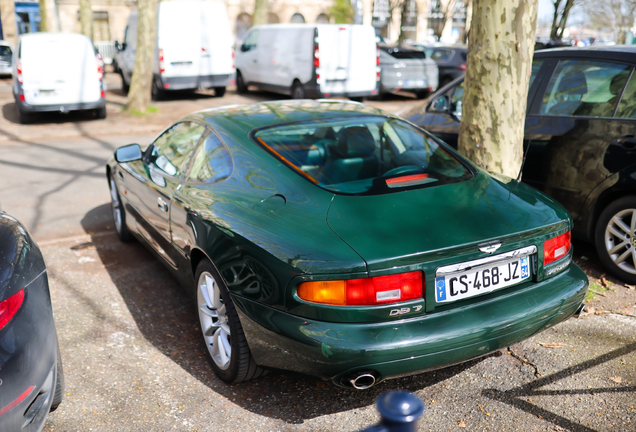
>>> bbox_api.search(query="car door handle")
[613,136,636,150]
[157,197,168,212]
[117,170,124,181]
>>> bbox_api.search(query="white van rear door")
[21,34,100,106]
[200,1,233,76]
[157,1,201,78]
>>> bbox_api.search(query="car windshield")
[253,116,472,195]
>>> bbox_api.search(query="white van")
[13,33,106,123]
[235,24,379,100]
[118,0,234,99]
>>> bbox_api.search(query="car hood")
[326,172,571,271]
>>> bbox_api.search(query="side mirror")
[115,144,142,163]
[451,100,463,120]
[114,40,120,52]
[430,95,450,112]
[121,42,127,51]
[240,44,249,52]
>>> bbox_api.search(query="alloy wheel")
[604,208,636,275]
[109,177,122,234]
[197,272,232,370]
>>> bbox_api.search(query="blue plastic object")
[359,390,425,432]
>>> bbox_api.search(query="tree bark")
[126,0,158,113]
[549,0,562,40]
[39,0,48,32]
[464,0,473,42]
[555,0,575,39]
[457,0,539,178]
[440,0,458,42]
[79,0,93,39]
[0,0,18,47]
[253,0,269,26]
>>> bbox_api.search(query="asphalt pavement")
[0,75,634,432]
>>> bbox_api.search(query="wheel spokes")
[609,240,629,255]
[614,248,632,264]
[611,216,631,236]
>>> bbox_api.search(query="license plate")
[171,62,192,70]
[35,89,56,98]
[435,255,531,303]
[405,79,424,87]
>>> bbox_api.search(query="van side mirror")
[430,96,450,112]
[240,44,249,52]
[115,144,142,163]
[121,42,127,51]
[114,40,121,52]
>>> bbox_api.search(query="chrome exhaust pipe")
[574,303,586,318]
[349,371,378,390]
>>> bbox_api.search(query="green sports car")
[106,100,588,389]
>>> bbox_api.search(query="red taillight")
[0,385,34,417]
[96,54,103,81]
[231,50,235,69]
[544,231,571,265]
[100,90,105,98]
[298,271,423,306]
[314,42,320,80]
[159,48,165,74]
[0,289,25,330]
[376,44,380,66]
[19,94,25,102]
[460,63,467,71]
[16,62,23,84]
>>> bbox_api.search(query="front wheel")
[109,174,133,242]
[195,260,265,383]
[214,86,226,97]
[120,71,130,94]
[94,106,107,119]
[291,81,305,99]
[151,79,164,101]
[595,196,636,284]
[236,71,248,94]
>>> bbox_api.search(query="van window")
[253,116,472,195]
[243,30,258,51]
[188,131,233,183]
[0,46,11,56]
[150,122,206,177]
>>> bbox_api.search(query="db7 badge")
[389,305,422,316]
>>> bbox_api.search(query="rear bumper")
[303,81,378,99]
[0,272,58,431]
[157,73,233,90]
[15,96,105,113]
[233,264,588,387]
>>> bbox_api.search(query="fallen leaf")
[458,420,467,428]
[625,284,636,290]
[600,278,609,288]
[314,381,326,388]
[581,256,589,261]
[609,376,623,384]
[539,342,567,348]
[585,306,596,314]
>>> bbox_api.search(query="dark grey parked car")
[378,44,438,99]
[0,211,63,431]
[411,43,467,88]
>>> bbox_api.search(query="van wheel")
[151,80,164,101]
[415,89,430,99]
[291,82,305,99]
[120,71,130,94]
[95,106,107,119]
[236,71,248,94]
[16,105,32,124]
[214,87,226,97]
[350,96,364,103]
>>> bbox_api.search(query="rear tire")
[50,339,64,412]
[236,71,248,94]
[595,196,636,284]
[120,71,130,94]
[350,96,364,103]
[291,81,305,99]
[214,86,226,97]
[95,106,107,119]
[151,79,164,101]
[109,173,133,242]
[415,89,430,99]
[195,259,265,383]
[16,104,32,124]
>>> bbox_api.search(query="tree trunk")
[39,0,48,32]
[464,0,473,42]
[126,0,158,113]
[457,0,539,178]
[0,0,18,47]
[440,0,458,42]
[416,0,429,41]
[253,0,269,26]
[556,0,575,39]
[79,0,93,40]
[550,0,562,40]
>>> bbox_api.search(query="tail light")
[314,41,320,80]
[16,61,23,84]
[159,48,165,74]
[298,271,423,306]
[96,54,104,81]
[376,44,381,81]
[231,50,235,69]
[460,63,467,71]
[544,231,571,265]
[0,289,25,330]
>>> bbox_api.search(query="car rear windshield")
[383,48,426,60]
[253,116,473,195]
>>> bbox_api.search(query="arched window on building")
[236,13,252,42]
[316,13,330,24]
[269,13,280,24]
[290,13,305,23]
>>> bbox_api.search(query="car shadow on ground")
[2,102,103,124]
[80,203,495,424]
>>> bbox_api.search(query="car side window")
[150,122,206,177]
[243,30,258,51]
[614,71,636,118]
[540,60,631,117]
[187,131,233,183]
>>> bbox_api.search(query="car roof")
[187,100,393,134]
[534,46,636,61]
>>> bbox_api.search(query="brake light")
[159,48,165,74]
[544,231,571,265]
[96,54,103,80]
[314,42,320,80]
[231,50,235,69]
[376,45,381,81]
[460,63,466,71]
[16,61,22,84]
[0,289,25,330]
[298,271,423,306]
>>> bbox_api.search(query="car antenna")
[516,138,532,183]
